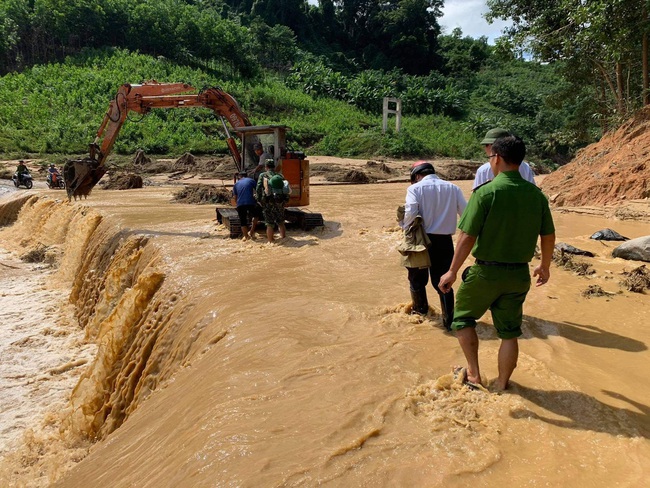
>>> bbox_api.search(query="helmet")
[50,163,55,167]
[410,161,434,182]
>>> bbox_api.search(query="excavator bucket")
[64,158,106,199]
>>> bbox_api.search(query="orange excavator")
[65,81,323,235]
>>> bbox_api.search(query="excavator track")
[215,208,242,239]
[216,206,324,238]
[284,208,324,230]
[64,158,106,200]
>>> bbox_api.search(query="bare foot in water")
[467,372,483,386]
[452,366,484,389]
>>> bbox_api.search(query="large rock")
[555,242,595,257]
[612,236,650,262]
[590,228,629,241]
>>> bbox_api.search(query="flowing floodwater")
[0,181,648,487]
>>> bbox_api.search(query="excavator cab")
[236,125,309,206]
[215,125,324,237]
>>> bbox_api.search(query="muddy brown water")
[0,180,648,487]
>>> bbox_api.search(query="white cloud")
[439,0,511,44]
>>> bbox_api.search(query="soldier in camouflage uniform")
[256,159,287,243]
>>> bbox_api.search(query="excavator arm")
[65,81,251,199]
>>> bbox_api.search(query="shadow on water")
[474,315,646,353]
[511,383,649,439]
[523,317,647,352]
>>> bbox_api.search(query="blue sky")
[440,0,511,44]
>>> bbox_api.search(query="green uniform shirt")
[458,170,555,263]
[256,170,279,200]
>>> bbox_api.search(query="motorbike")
[12,172,33,189]
[46,171,65,189]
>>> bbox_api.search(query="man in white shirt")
[400,161,467,330]
[472,128,536,190]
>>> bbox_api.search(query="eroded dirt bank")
[0,182,649,487]
[541,105,650,206]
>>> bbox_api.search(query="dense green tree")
[0,0,30,72]
[220,0,255,15]
[487,0,650,125]
[438,28,491,80]
[374,0,442,74]
[251,0,309,39]
[332,0,442,74]
[0,0,261,77]
[249,18,298,71]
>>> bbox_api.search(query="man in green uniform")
[439,135,555,391]
[256,159,287,243]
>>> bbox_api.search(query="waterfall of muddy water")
[0,182,648,487]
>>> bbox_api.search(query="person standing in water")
[400,161,466,329]
[439,136,555,390]
[256,159,288,243]
[232,171,258,240]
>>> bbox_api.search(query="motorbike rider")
[15,160,29,183]
[47,163,60,185]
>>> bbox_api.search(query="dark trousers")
[407,234,455,322]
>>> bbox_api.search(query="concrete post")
[382,97,402,134]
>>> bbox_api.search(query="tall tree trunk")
[641,23,650,105]
[595,73,608,133]
[592,59,620,121]
[616,62,625,116]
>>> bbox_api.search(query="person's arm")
[457,187,467,216]
[439,231,477,293]
[533,232,555,286]
[400,187,419,229]
[255,175,263,199]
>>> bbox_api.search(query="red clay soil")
[541,107,650,206]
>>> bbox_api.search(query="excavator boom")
[65,81,251,199]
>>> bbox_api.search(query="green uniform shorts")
[452,263,531,339]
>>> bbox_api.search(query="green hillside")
[1,0,645,165]
[0,48,576,167]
